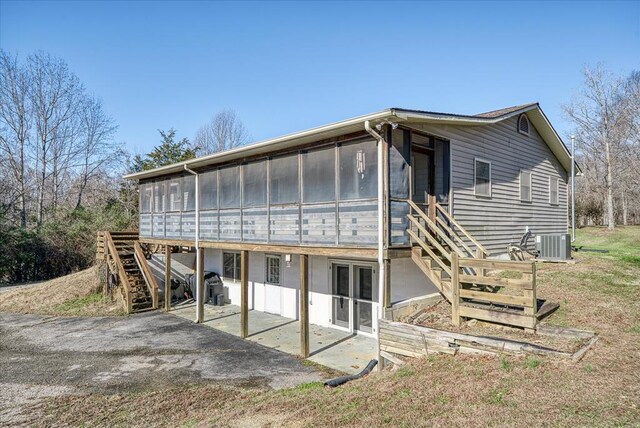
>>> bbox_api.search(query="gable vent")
[518,114,530,136]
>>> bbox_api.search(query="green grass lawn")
[575,226,640,267]
[25,227,640,427]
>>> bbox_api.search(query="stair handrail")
[408,200,472,256]
[406,213,452,261]
[434,216,475,257]
[435,203,489,257]
[407,228,451,277]
[134,241,159,309]
[105,231,133,313]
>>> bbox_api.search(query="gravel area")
[0,311,322,426]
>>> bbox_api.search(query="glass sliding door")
[331,263,351,329]
[354,266,373,334]
[330,262,376,335]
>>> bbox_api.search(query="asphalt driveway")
[0,311,322,425]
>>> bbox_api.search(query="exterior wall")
[390,258,438,304]
[201,249,301,321]
[409,115,569,256]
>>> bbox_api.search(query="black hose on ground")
[572,246,609,253]
[323,359,378,388]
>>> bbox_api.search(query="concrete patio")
[170,302,377,374]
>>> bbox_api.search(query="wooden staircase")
[97,231,159,314]
[407,200,488,303]
[406,201,554,331]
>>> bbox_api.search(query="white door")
[264,255,282,315]
[264,284,281,315]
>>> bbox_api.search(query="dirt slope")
[0,267,123,316]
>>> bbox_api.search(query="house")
[122,103,572,357]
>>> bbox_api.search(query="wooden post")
[476,247,486,278]
[524,262,537,334]
[299,254,309,358]
[240,250,249,338]
[428,194,437,223]
[451,252,460,327]
[164,245,171,312]
[383,259,391,309]
[196,247,205,323]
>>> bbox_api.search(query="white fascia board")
[398,106,578,174]
[526,109,579,174]
[395,105,538,125]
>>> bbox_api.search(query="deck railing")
[134,241,159,309]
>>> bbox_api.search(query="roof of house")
[473,103,539,118]
[124,103,577,181]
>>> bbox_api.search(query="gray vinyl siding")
[409,115,569,256]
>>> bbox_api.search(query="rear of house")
[121,103,573,355]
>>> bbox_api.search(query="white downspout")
[364,120,385,339]
[184,165,202,323]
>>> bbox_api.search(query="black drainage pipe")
[324,359,378,388]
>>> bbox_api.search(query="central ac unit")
[535,234,571,261]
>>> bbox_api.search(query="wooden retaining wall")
[378,319,597,363]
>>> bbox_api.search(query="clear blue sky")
[1,1,638,155]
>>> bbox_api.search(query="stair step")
[132,303,153,312]
[132,306,156,314]
[131,283,148,288]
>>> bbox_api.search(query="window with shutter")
[549,176,559,205]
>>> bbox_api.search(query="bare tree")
[564,65,633,230]
[27,51,84,231]
[74,95,119,209]
[621,71,640,225]
[193,110,249,155]
[0,51,32,228]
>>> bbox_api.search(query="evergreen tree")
[134,128,197,172]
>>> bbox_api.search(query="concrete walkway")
[171,302,377,374]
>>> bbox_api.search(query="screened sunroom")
[138,137,410,248]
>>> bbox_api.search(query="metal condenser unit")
[535,234,571,261]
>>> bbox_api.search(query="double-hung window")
[265,254,281,285]
[520,171,532,202]
[223,252,241,282]
[474,159,491,197]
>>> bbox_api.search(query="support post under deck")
[299,254,309,358]
[196,247,204,323]
[164,245,172,312]
[240,250,249,338]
